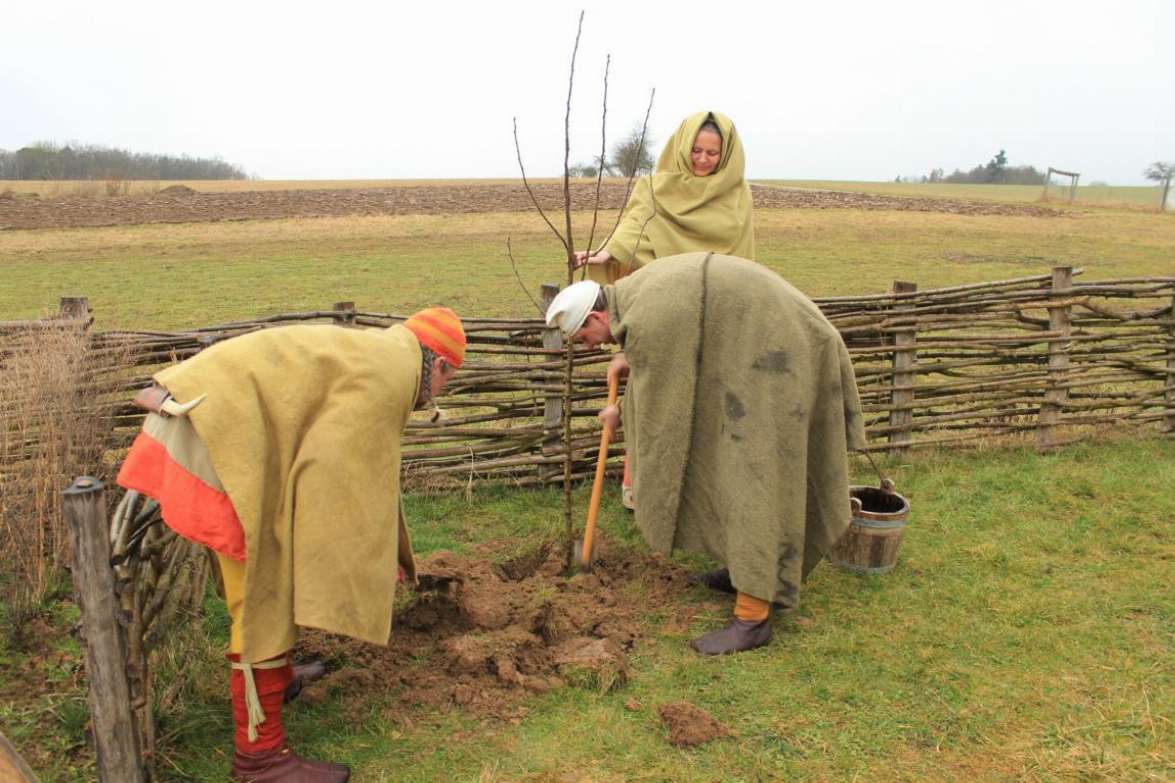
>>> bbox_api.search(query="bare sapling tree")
[509,11,590,568]
[510,12,657,568]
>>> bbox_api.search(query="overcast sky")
[2,0,1170,184]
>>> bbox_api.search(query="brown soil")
[294,539,694,722]
[657,702,731,747]
[0,183,1059,230]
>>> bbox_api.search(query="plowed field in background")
[0,182,1059,230]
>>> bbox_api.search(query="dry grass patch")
[0,324,133,626]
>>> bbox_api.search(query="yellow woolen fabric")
[217,552,246,654]
[155,324,421,662]
[590,111,755,283]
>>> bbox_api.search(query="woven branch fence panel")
[2,268,1172,492]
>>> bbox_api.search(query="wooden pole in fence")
[540,283,564,435]
[889,281,918,456]
[1036,266,1074,452]
[1167,290,1175,434]
[333,301,357,327]
[59,296,90,323]
[62,477,145,783]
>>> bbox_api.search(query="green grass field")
[1,206,1172,330]
[1,187,1173,781]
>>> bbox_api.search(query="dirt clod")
[658,702,731,747]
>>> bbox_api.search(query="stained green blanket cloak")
[607,252,865,606]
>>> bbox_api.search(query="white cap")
[545,281,601,337]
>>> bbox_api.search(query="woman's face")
[690,128,723,177]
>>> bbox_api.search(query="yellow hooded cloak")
[590,111,755,283]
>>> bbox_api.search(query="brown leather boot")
[283,660,327,703]
[231,745,350,782]
[690,617,773,655]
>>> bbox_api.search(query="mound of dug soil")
[295,539,692,721]
[658,702,731,747]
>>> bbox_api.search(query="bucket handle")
[856,449,896,494]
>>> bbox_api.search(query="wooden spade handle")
[581,374,620,563]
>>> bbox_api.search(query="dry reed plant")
[0,322,133,620]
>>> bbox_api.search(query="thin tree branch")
[582,53,611,282]
[559,11,586,572]
[506,236,544,316]
[562,10,584,279]
[601,87,655,253]
[629,164,660,264]
[513,117,569,252]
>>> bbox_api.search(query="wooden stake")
[333,301,357,327]
[1167,290,1174,433]
[889,281,917,456]
[59,296,91,323]
[1036,266,1073,452]
[62,477,145,783]
[540,283,564,435]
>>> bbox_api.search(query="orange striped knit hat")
[404,307,466,368]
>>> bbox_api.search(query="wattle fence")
[3,267,1173,490]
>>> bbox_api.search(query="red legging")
[228,653,293,752]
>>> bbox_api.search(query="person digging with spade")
[117,308,466,782]
[546,253,865,655]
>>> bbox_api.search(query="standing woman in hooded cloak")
[573,110,755,506]
[574,110,755,280]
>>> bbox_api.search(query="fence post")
[1036,266,1073,453]
[888,281,918,456]
[1167,290,1174,433]
[59,296,90,323]
[62,477,145,783]
[539,283,563,435]
[333,301,357,327]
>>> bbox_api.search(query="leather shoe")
[687,567,736,595]
[690,617,772,656]
[283,660,327,703]
[231,745,349,782]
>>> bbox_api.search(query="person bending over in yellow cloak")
[572,111,755,510]
[117,308,465,782]
[547,254,864,656]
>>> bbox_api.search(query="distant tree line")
[897,150,1046,185]
[0,142,248,180]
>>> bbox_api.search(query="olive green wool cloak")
[590,111,755,284]
[606,253,866,606]
[155,324,420,662]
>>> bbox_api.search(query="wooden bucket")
[830,477,910,575]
